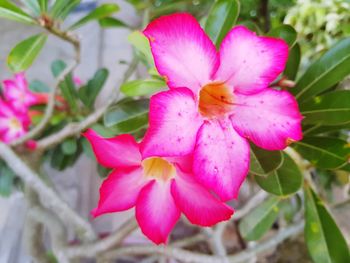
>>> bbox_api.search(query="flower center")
[142,157,176,181]
[198,82,235,119]
[9,117,22,131]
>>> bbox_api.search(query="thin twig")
[0,143,96,241]
[36,58,138,150]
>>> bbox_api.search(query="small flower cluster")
[0,73,39,144]
[84,13,303,244]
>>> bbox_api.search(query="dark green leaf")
[121,79,166,97]
[255,153,302,196]
[29,80,50,92]
[51,0,80,19]
[110,112,148,134]
[7,34,47,72]
[284,43,300,80]
[0,0,36,24]
[239,196,281,241]
[57,0,81,19]
[69,3,120,30]
[81,137,95,159]
[99,17,127,28]
[293,137,350,169]
[303,122,350,136]
[97,164,111,178]
[205,0,240,48]
[79,68,108,108]
[61,138,78,155]
[293,38,350,102]
[268,25,297,48]
[250,144,283,176]
[104,99,149,127]
[300,90,350,126]
[304,185,350,263]
[0,164,15,197]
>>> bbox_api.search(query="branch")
[10,63,76,146]
[0,143,96,241]
[64,219,138,259]
[102,222,304,263]
[36,58,138,150]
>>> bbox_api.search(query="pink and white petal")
[92,166,146,217]
[143,13,218,94]
[214,26,288,94]
[231,89,303,150]
[171,170,233,226]
[83,129,141,168]
[140,88,203,158]
[136,180,180,244]
[193,119,250,201]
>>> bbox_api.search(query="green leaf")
[304,122,350,136]
[61,138,77,155]
[51,60,78,111]
[121,79,166,97]
[21,0,40,16]
[205,0,240,48]
[300,90,350,126]
[128,31,154,66]
[51,0,80,19]
[0,163,15,197]
[69,3,120,30]
[255,153,302,196]
[293,137,350,170]
[293,38,350,102]
[268,25,297,48]
[239,196,281,241]
[0,0,36,24]
[29,80,50,93]
[284,43,301,80]
[249,144,283,176]
[304,185,350,263]
[79,68,108,108]
[7,34,47,72]
[99,17,127,28]
[104,99,149,127]
[37,0,47,12]
[110,112,148,134]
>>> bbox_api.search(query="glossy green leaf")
[303,122,350,136]
[7,34,47,72]
[205,0,240,48]
[69,3,120,30]
[284,43,301,80]
[37,0,47,12]
[293,38,350,102]
[51,0,80,18]
[0,163,15,197]
[79,68,108,108]
[121,79,166,97]
[304,185,350,263]
[268,25,297,48]
[61,138,78,155]
[51,60,78,111]
[300,90,350,126]
[250,144,283,176]
[293,137,350,169]
[0,0,35,24]
[239,196,281,241]
[104,99,149,127]
[99,17,127,28]
[128,31,154,66]
[110,112,148,134]
[255,153,302,196]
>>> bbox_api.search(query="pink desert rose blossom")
[84,129,233,244]
[0,98,30,143]
[141,13,303,201]
[2,73,41,112]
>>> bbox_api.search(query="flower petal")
[231,89,303,150]
[171,170,233,226]
[214,26,288,94]
[143,13,218,94]
[136,180,180,244]
[140,88,203,158]
[91,166,146,217]
[83,129,141,168]
[193,119,250,201]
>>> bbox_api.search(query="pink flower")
[84,129,233,244]
[2,73,40,112]
[0,98,30,143]
[141,13,303,201]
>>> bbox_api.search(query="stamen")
[142,157,176,181]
